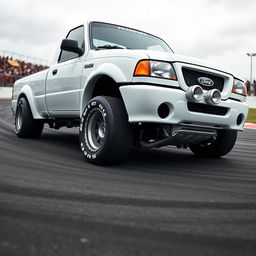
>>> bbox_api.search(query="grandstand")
[0,49,49,87]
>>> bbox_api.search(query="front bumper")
[119,85,249,131]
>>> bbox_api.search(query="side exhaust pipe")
[139,126,216,149]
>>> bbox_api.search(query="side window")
[58,26,84,63]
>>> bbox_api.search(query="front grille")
[187,102,228,116]
[182,68,224,92]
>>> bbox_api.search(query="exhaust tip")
[204,89,221,105]
[186,85,204,102]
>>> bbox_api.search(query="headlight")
[232,79,247,96]
[151,61,176,79]
[134,60,177,80]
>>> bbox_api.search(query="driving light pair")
[186,85,221,105]
[134,60,177,80]
[232,79,247,96]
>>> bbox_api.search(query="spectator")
[245,80,251,96]
[0,55,48,87]
[2,70,7,87]
[254,80,256,96]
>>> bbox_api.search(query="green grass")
[246,108,256,123]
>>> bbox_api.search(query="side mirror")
[60,39,84,56]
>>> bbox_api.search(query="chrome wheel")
[85,109,106,151]
[79,96,133,164]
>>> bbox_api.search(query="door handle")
[52,69,58,75]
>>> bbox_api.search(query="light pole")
[247,53,256,95]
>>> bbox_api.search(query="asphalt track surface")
[0,99,256,256]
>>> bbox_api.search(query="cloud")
[0,0,255,79]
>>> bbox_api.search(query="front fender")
[16,85,43,119]
[93,63,127,82]
[80,63,127,115]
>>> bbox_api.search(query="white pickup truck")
[12,21,249,165]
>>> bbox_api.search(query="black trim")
[89,22,93,50]
[229,97,242,102]
[58,55,81,64]
[187,102,229,116]
[182,67,224,92]
[118,82,182,90]
[173,61,235,78]
[234,77,244,83]
[84,63,94,69]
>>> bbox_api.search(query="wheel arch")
[80,64,127,116]
[17,85,43,119]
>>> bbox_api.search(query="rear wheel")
[189,129,237,157]
[79,96,133,165]
[15,97,44,138]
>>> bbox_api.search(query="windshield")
[90,22,173,53]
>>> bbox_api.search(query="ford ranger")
[12,21,249,164]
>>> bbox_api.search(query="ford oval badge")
[198,77,214,87]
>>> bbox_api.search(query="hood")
[145,50,237,77]
[89,49,148,61]
[89,49,241,79]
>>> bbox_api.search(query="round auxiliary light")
[204,89,221,105]
[186,85,204,102]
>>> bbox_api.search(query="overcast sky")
[0,0,255,80]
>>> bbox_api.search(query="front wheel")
[79,96,133,165]
[189,130,237,157]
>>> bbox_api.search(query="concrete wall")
[0,87,12,99]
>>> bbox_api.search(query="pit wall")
[0,87,12,99]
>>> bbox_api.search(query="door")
[46,25,85,117]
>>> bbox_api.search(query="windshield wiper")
[95,45,127,50]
